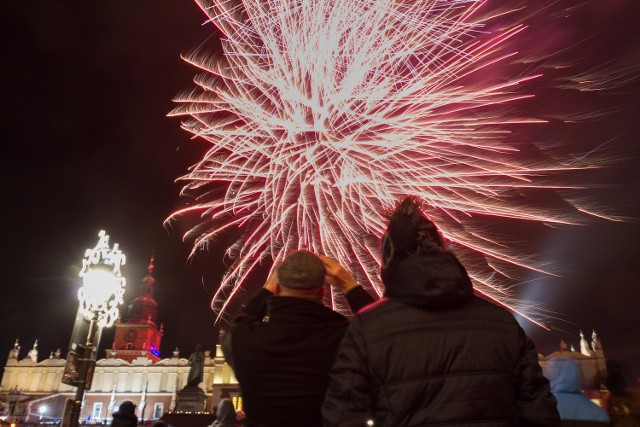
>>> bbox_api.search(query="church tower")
[108,255,164,363]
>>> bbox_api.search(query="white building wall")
[43,370,56,391]
[92,370,105,392]
[148,372,162,392]
[131,371,143,392]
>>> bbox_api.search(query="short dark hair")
[277,251,326,289]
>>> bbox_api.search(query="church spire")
[146,253,155,288]
[9,339,20,360]
[125,253,159,326]
[579,330,591,356]
[109,253,164,363]
[591,329,600,351]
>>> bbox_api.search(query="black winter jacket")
[222,286,374,427]
[323,252,559,427]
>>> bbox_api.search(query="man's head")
[276,251,326,299]
[115,400,136,417]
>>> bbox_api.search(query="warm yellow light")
[81,268,120,308]
[78,230,126,328]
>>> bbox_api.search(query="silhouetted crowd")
[112,197,640,427]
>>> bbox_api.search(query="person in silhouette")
[545,357,610,426]
[604,367,640,427]
[110,400,137,427]
[323,196,559,427]
[222,250,374,427]
[210,398,241,427]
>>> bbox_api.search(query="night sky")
[2,1,640,382]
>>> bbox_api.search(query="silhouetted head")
[607,371,627,395]
[381,196,445,283]
[277,250,326,289]
[544,358,582,394]
[114,400,136,417]
[380,196,473,309]
[215,398,237,424]
[276,250,326,300]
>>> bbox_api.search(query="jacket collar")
[266,296,347,323]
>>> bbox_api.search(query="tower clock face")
[123,329,138,343]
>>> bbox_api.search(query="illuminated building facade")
[0,259,239,424]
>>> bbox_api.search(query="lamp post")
[66,230,126,427]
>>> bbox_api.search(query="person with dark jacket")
[221,250,374,427]
[604,371,640,427]
[110,400,138,427]
[544,357,610,426]
[323,196,560,427]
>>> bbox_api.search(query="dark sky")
[2,1,640,380]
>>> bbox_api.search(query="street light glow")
[81,268,121,305]
[78,230,126,328]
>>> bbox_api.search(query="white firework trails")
[169,0,607,325]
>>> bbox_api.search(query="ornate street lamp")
[77,230,126,328]
[64,230,126,427]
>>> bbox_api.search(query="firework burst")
[168,0,621,325]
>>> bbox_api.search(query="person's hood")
[383,252,473,309]
[214,398,237,425]
[381,196,473,309]
[545,357,582,394]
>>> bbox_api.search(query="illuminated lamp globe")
[78,230,126,328]
[80,265,120,308]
